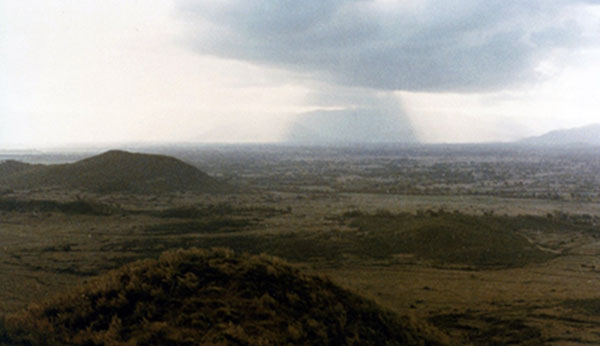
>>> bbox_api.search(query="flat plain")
[1,144,600,345]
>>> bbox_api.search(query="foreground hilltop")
[0,150,226,193]
[0,248,445,345]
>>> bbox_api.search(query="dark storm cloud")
[179,0,599,92]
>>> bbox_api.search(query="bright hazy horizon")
[2,0,600,148]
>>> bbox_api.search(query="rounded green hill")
[0,150,227,193]
[1,248,445,345]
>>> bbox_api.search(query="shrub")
[1,248,446,345]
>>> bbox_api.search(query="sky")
[1,0,600,147]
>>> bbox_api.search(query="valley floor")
[2,189,600,345]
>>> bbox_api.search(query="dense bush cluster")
[0,198,114,215]
[0,248,444,345]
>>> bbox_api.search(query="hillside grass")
[0,150,228,194]
[341,210,562,267]
[94,210,566,269]
[563,298,600,316]
[0,198,116,216]
[0,248,446,345]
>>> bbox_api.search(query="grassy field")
[1,189,600,344]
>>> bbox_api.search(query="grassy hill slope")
[0,160,39,178]
[0,248,446,345]
[343,211,557,267]
[0,150,226,193]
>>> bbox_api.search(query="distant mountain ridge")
[0,150,226,193]
[521,123,600,145]
[285,110,417,144]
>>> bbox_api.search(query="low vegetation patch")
[0,248,445,345]
[94,210,567,268]
[0,198,116,216]
[341,210,559,267]
[563,298,600,316]
[152,203,287,219]
[144,218,254,235]
[429,313,543,345]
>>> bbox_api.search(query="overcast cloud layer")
[2,1,600,147]
[180,0,600,92]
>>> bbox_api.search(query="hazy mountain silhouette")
[520,123,600,145]
[0,248,446,345]
[285,110,417,144]
[0,150,226,193]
